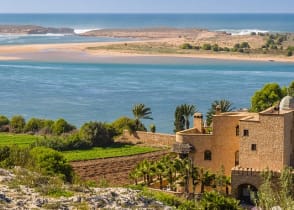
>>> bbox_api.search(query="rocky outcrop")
[0,168,171,209]
[0,25,74,34]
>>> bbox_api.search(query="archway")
[237,183,257,205]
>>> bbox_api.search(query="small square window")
[243,129,249,136]
[251,144,257,151]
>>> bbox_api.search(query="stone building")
[173,95,294,202]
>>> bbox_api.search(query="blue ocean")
[0,14,294,133]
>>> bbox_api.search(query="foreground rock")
[0,168,171,209]
[0,25,74,35]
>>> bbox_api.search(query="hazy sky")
[1,0,293,13]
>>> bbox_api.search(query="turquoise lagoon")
[0,60,293,133]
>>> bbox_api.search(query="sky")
[0,0,293,13]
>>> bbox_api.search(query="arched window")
[236,125,239,136]
[204,150,212,160]
[235,150,239,166]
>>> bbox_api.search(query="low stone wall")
[119,130,176,147]
[71,150,170,186]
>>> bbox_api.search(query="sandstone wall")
[119,130,176,147]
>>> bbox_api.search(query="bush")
[79,121,114,147]
[202,43,212,50]
[30,147,74,182]
[200,191,241,210]
[180,43,193,49]
[10,115,26,133]
[111,116,136,135]
[0,115,9,132]
[212,44,219,51]
[150,124,156,133]
[33,132,92,151]
[0,145,30,168]
[52,118,75,135]
[240,42,250,48]
[0,115,9,127]
[287,50,293,57]
[24,118,45,133]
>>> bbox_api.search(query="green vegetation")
[10,115,25,133]
[174,104,196,132]
[132,103,153,131]
[206,99,234,126]
[52,118,76,135]
[63,145,160,161]
[79,121,115,147]
[0,146,73,182]
[180,43,193,49]
[253,167,294,209]
[0,133,41,147]
[149,123,156,133]
[130,155,240,209]
[251,83,285,112]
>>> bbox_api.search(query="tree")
[10,115,25,133]
[132,104,153,130]
[149,124,156,133]
[24,118,45,133]
[174,105,185,133]
[181,104,196,129]
[0,115,9,132]
[198,168,216,193]
[174,104,196,132]
[79,121,114,147]
[251,83,285,112]
[111,116,137,135]
[206,100,234,126]
[52,118,75,135]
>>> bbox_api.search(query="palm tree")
[181,104,196,129]
[132,104,153,129]
[206,99,234,126]
[199,168,216,193]
[154,160,166,189]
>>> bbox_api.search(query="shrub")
[202,43,212,50]
[111,116,137,135]
[240,42,250,48]
[0,115,9,132]
[180,43,193,49]
[79,121,114,147]
[52,118,75,135]
[10,115,26,133]
[24,118,45,133]
[150,124,156,133]
[287,50,293,57]
[0,145,30,168]
[30,147,74,182]
[212,44,219,51]
[0,115,9,127]
[200,191,241,210]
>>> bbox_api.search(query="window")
[235,151,239,166]
[243,129,249,136]
[204,150,212,160]
[236,125,240,136]
[251,144,257,151]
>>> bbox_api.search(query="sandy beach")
[0,27,293,63]
[0,40,293,63]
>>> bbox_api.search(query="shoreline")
[0,41,293,64]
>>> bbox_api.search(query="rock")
[0,193,11,203]
[34,198,48,207]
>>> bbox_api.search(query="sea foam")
[217,29,269,36]
[74,28,101,34]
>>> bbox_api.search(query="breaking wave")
[216,29,269,36]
